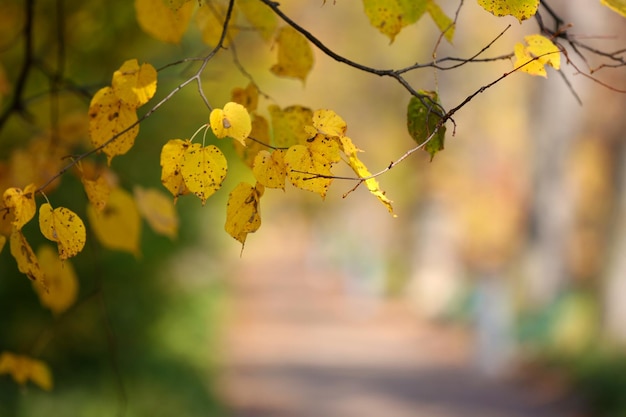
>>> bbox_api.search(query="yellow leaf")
[310,109,347,138]
[477,0,539,22]
[160,139,192,201]
[9,228,45,284]
[87,187,141,256]
[38,203,86,260]
[237,0,278,41]
[339,136,395,216]
[133,186,179,239]
[427,0,455,42]
[225,182,264,246]
[234,114,271,168]
[0,352,53,391]
[88,86,139,165]
[363,0,427,43]
[284,134,341,198]
[82,175,111,213]
[112,59,157,108]
[34,245,78,315]
[252,150,287,189]
[180,143,228,205]
[3,183,37,230]
[209,102,252,146]
[135,0,194,44]
[514,34,561,77]
[268,105,313,147]
[601,0,626,17]
[231,83,259,113]
[196,1,238,47]
[270,26,314,83]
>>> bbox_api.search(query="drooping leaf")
[180,143,228,205]
[3,184,36,230]
[234,114,271,168]
[270,26,314,83]
[209,102,252,146]
[476,0,539,22]
[362,0,428,43]
[160,139,192,201]
[87,187,141,256]
[427,1,455,42]
[284,134,341,198]
[9,228,45,284]
[338,136,395,216]
[133,186,179,239]
[252,150,287,189]
[112,59,157,108]
[231,83,259,112]
[237,0,278,41]
[0,352,53,391]
[88,86,139,165]
[135,0,194,44]
[34,245,78,315]
[38,203,86,260]
[225,182,264,246]
[514,34,561,77]
[601,0,626,17]
[407,91,446,161]
[196,1,238,47]
[268,105,313,147]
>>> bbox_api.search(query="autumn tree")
[0,0,625,412]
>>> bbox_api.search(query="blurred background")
[1,0,626,416]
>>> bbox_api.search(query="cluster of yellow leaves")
[88,59,157,165]
[0,352,53,391]
[362,0,455,43]
[514,34,561,77]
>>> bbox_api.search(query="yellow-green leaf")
[252,150,286,189]
[3,183,36,230]
[0,352,53,391]
[427,1,454,42]
[601,0,626,17]
[38,203,86,260]
[476,0,539,22]
[237,0,278,41]
[9,228,45,284]
[88,86,139,165]
[362,0,427,43]
[87,187,141,256]
[180,143,228,205]
[407,91,446,161]
[160,139,192,201]
[284,134,340,198]
[225,182,264,246]
[209,102,252,146]
[112,59,157,108]
[196,1,238,47]
[135,0,194,44]
[268,105,313,147]
[134,186,179,239]
[514,34,561,77]
[270,26,314,83]
[34,245,78,315]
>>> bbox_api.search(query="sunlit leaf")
[3,184,36,230]
[34,245,79,315]
[196,1,238,47]
[514,34,561,77]
[88,86,139,165]
[180,143,228,205]
[268,105,313,147]
[270,26,314,82]
[112,59,157,108]
[160,139,192,202]
[238,0,278,41]
[225,182,264,246]
[601,0,626,17]
[309,109,347,138]
[252,150,287,189]
[476,0,539,22]
[231,83,259,113]
[362,0,427,43]
[0,352,53,391]
[87,187,141,256]
[38,203,86,260]
[134,186,179,239]
[135,0,194,43]
[209,102,252,146]
[407,91,446,161]
[9,228,45,284]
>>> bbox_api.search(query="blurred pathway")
[218,229,583,417]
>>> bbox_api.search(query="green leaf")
[407,91,446,161]
[362,0,427,43]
